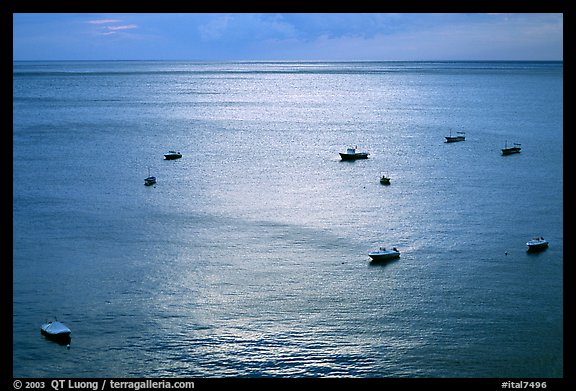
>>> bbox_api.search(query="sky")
[12,13,563,61]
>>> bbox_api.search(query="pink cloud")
[105,24,138,31]
[87,19,138,36]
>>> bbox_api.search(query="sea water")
[13,61,563,378]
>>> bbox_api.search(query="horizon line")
[12,58,564,63]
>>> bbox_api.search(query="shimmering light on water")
[13,61,562,378]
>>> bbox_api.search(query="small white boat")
[368,247,400,262]
[501,141,521,155]
[526,237,549,252]
[144,167,156,186]
[164,150,182,160]
[445,131,465,143]
[41,320,71,344]
[339,146,369,160]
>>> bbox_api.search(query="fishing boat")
[339,146,369,160]
[526,237,549,252]
[501,141,521,155]
[41,320,71,345]
[144,168,156,186]
[380,175,391,185]
[368,247,400,262]
[445,131,465,143]
[164,150,182,160]
[144,176,156,186]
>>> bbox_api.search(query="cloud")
[198,15,233,40]
[86,18,139,36]
[87,19,122,25]
[240,13,563,61]
[105,24,138,31]
[197,14,299,43]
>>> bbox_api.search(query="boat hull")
[526,240,549,252]
[339,153,369,160]
[144,176,156,186]
[502,148,521,155]
[368,251,400,262]
[445,136,465,143]
[41,322,71,345]
[164,153,182,160]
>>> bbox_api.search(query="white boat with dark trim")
[501,141,521,155]
[526,237,549,252]
[339,146,369,160]
[368,247,400,262]
[41,320,71,344]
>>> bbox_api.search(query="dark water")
[13,61,563,378]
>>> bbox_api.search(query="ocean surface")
[13,61,563,378]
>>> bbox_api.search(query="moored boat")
[144,167,156,186]
[164,150,182,160]
[41,320,71,345]
[368,247,400,262]
[445,131,465,143]
[339,146,369,160]
[526,237,549,252]
[501,141,521,155]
